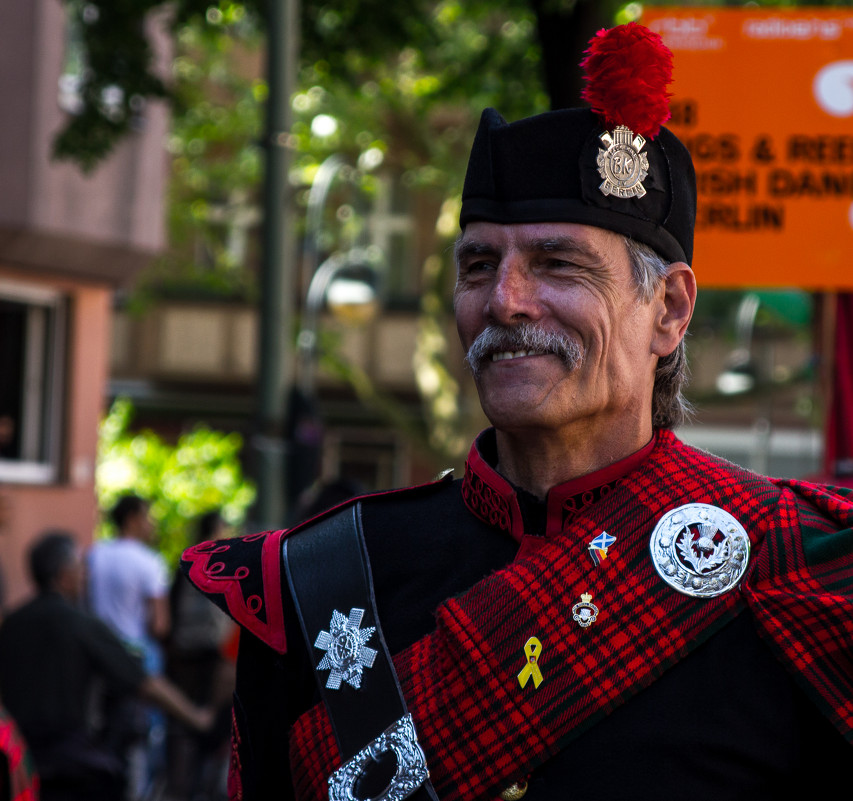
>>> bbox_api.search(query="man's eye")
[464,260,495,273]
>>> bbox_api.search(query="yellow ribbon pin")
[517,637,544,689]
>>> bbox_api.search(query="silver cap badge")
[650,503,750,598]
[596,125,649,199]
[314,607,378,690]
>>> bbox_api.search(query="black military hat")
[459,23,697,266]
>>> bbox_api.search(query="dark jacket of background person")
[0,532,211,801]
[0,591,147,741]
[0,535,144,800]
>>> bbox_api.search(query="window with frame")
[0,281,67,483]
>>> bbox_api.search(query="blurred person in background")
[88,494,170,665]
[166,511,236,801]
[0,531,211,801]
[87,494,170,799]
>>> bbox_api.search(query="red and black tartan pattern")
[288,431,853,800]
[0,708,39,801]
[742,479,853,743]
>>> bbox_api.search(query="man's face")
[59,547,85,601]
[454,221,664,438]
[129,505,154,542]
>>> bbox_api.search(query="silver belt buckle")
[328,714,429,801]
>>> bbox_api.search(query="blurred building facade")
[0,0,171,606]
[109,175,464,514]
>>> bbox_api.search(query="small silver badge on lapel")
[596,125,649,199]
[571,593,599,628]
[314,608,378,690]
[650,503,750,599]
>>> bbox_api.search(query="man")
[0,532,211,801]
[182,23,853,800]
[88,494,170,658]
[88,494,171,797]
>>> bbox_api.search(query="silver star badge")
[314,608,378,690]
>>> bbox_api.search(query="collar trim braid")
[461,456,518,537]
[461,429,655,540]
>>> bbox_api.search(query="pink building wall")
[0,0,170,607]
[0,270,112,607]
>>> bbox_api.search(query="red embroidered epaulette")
[182,529,288,653]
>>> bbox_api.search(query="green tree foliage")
[143,4,266,299]
[109,1,550,305]
[96,398,256,565]
[57,0,547,170]
[55,1,170,170]
[286,2,551,461]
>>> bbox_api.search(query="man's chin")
[476,385,547,425]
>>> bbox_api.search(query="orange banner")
[640,8,853,289]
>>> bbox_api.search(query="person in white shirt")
[88,494,170,660]
[87,493,171,799]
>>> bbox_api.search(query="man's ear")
[652,262,696,358]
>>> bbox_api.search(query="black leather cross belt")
[283,503,439,801]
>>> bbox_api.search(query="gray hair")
[30,531,77,592]
[624,237,691,430]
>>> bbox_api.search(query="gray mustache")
[464,324,584,378]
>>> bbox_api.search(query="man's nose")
[486,263,543,325]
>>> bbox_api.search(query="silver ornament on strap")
[314,608,378,690]
[650,503,750,598]
[328,714,429,801]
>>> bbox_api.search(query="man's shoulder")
[767,478,853,566]
[658,430,774,481]
[665,430,853,515]
[96,536,167,576]
[180,475,458,653]
[1,593,87,643]
[653,429,788,509]
[0,597,38,642]
[664,430,853,561]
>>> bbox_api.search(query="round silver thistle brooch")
[650,503,750,598]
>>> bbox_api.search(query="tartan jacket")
[0,708,39,801]
[182,429,853,800]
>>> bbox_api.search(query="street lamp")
[715,293,760,396]
[296,248,380,399]
[284,157,382,520]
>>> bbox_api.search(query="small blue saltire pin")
[588,531,616,566]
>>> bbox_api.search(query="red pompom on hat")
[580,22,673,140]
[459,19,696,264]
